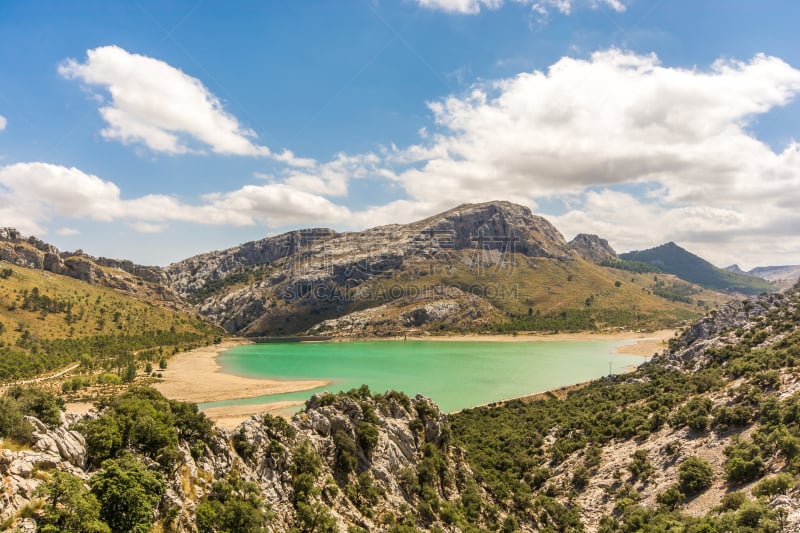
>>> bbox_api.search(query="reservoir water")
[199,339,645,414]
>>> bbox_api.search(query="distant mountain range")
[2,201,794,339]
[619,242,775,295]
[726,263,800,286]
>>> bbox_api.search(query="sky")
[0,1,799,269]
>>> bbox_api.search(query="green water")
[199,339,645,414]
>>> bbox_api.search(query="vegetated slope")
[620,241,774,295]
[0,262,219,380]
[1,385,496,532]
[166,201,726,337]
[450,282,800,531]
[4,285,800,532]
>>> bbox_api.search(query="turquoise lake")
[199,339,645,414]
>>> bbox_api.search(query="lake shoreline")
[154,330,674,429]
[152,339,331,404]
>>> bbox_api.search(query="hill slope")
[166,202,727,337]
[3,284,800,532]
[0,261,220,380]
[620,241,774,295]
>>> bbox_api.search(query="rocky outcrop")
[656,290,794,369]
[568,233,617,263]
[0,227,184,308]
[0,416,89,523]
[3,391,490,532]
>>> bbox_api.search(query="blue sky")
[1,0,798,268]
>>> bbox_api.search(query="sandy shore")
[202,401,306,431]
[152,340,330,404]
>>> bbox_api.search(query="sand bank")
[202,401,305,431]
[152,339,329,404]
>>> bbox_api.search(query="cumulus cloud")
[59,46,269,156]
[373,49,800,267]
[415,0,625,15]
[0,162,354,235]
[10,48,800,268]
[0,115,6,131]
[390,50,800,204]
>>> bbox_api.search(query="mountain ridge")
[620,241,773,295]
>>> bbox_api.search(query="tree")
[123,362,137,383]
[36,470,111,533]
[90,453,164,533]
[678,456,714,495]
[196,476,268,533]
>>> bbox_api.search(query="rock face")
[568,233,617,263]
[164,201,575,336]
[0,416,89,523]
[1,392,490,532]
[655,290,794,370]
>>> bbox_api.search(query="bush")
[656,485,685,511]
[724,439,764,483]
[753,473,795,497]
[628,449,654,479]
[678,456,714,495]
[356,421,379,455]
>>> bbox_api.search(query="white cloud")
[59,46,269,156]
[0,162,354,235]
[415,0,625,15]
[283,152,380,197]
[9,48,800,269]
[273,149,317,169]
[372,49,800,267]
[0,115,6,131]
[390,50,800,206]
[129,222,167,233]
[415,0,502,14]
[55,227,80,236]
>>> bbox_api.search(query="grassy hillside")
[620,242,773,295]
[0,262,220,380]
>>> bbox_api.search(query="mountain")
[619,241,774,295]
[748,264,800,284]
[4,283,800,532]
[726,263,800,288]
[165,201,725,337]
[0,231,220,380]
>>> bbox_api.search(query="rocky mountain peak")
[408,200,572,260]
[568,233,617,263]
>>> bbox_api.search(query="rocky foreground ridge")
[1,388,490,532]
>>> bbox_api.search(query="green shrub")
[678,456,714,495]
[656,485,685,511]
[724,439,764,483]
[753,473,795,497]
